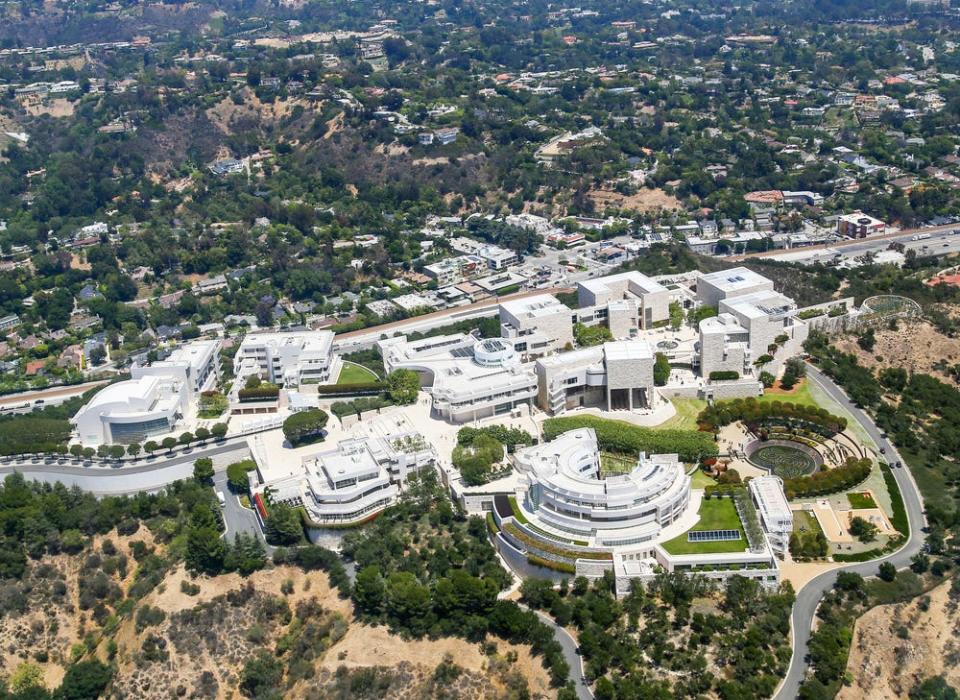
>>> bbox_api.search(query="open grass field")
[756,379,819,409]
[847,491,877,509]
[662,497,747,555]
[689,469,717,489]
[656,398,707,430]
[336,361,379,384]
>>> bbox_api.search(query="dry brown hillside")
[840,580,960,699]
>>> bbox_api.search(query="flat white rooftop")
[579,270,667,296]
[500,293,568,318]
[750,475,792,523]
[604,339,653,361]
[698,267,772,295]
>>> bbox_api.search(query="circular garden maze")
[749,443,820,479]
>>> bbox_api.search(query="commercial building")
[499,294,575,360]
[535,340,655,414]
[233,330,338,387]
[489,428,781,595]
[837,211,886,238]
[73,339,221,446]
[379,333,538,423]
[249,412,436,526]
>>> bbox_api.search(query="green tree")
[574,322,612,347]
[161,437,177,453]
[179,432,194,446]
[653,353,671,387]
[55,660,112,700]
[195,427,210,442]
[9,661,44,693]
[879,561,897,582]
[282,409,329,446]
[193,457,214,483]
[143,440,158,455]
[239,650,283,698]
[386,369,420,405]
[385,571,432,636]
[211,423,228,439]
[353,564,386,615]
[265,503,303,546]
[668,301,684,331]
[227,460,255,492]
[127,442,141,457]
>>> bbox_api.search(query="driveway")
[774,366,927,699]
[212,470,266,544]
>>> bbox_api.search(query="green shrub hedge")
[783,457,872,499]
[315,381,387,397]
[237,386,280,402]
[709,370,740,381]
[543,415,718,463]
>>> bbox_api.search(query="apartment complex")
[233,330,338,387]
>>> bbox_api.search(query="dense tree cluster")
[522,572,795,699]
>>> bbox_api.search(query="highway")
[773,365,927,700]
[734,222,960,265]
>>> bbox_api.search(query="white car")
[216,491,226,507]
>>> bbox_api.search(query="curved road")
[0,440,250,494]
[774,366,927,699]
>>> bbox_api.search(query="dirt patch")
[320,623,553,698]
[206,88,316,135]
[841,580,960,699]
[21,97,76,118]
[588,187,683,213]
[834,319,960,384]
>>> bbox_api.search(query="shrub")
[709,370,740,381]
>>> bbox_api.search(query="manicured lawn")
[689,469,718,489]
[756,379,819,409]
[336,361,379,384]
[847,491,877,509]
[662,497,747,555]
[656,398,708,430]
[793,508,822,536]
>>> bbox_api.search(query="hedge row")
[709,370,740,381]
[543,415,718,463]
[315,381,387,396]
[783,457,872,500]
[880,462,909,536]
[237,386,280,402]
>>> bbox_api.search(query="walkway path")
[773,365,927,699]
